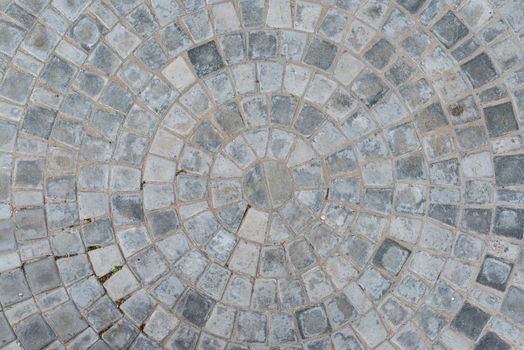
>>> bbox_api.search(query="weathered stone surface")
[1,2,522,349]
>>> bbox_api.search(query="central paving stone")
[242,160,293,210]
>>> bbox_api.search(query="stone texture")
[0,2,522,349]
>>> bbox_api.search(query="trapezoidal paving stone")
[0,0,524,348]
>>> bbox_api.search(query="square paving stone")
[69,15,101,51]
[429,203,458,227]
[353,311,387,348]
[0,69,34,104]
[219,33,246,65]
[474,332,510,350]
[102,318,139,349]
[271,95,297,125]
[358,267,392,300]
[270,313,296,344]
[120,290,156,326]
[46,202,80,230]
[197,264,229,299]
[166,323,199,350]
[461,53,498,88]
[260,246,287,277]
[380,297,411,328]
[296,305,331,339]
[147,209,180,238]
[236,311,267,343]
[82,218,114,246]
[495,155,524,186]
[386,122,420,156]
[483,102,518,138]
[88,245,124,277]
[0,268,31,307]
[402,29,431,60]
[431,11,469,48]
[211,102,242,136]
[191,120,223,152]
[476,255,513,291]
[22,105,57,140]
[14,315,56,350]
[25,257,61,294]
[87,43,121,76]
[430,158,460,186]
[351,71,389,108]
[452,232,483,261]
[326,147,357,176]
[126,4,158,37]
[340,235,373,269]
[68,277,104,310]
[324,293,357,328]
[0,19,25,56]
[40,55,77,93]
[112,193,144,226]
[161,23,192,58]
[14,208,47,241]
[56,254,91,285]
[364,38,395,69]
[501,286,524,325]
[240,0,265,28]
[129,248,168,286]
[188,41,224,77]
[455,125,488,152]
[118,60,152,93]
[413,305,446,340]
[46,301,87,342]
[282,31,307,61]
[51,119,85,148]
[151,273,185,308]
[140,77,177,114]
[303,38,338,71]
[176,288,215,327]
[15,158,44,189]
[286,239,317,272]
[414,102,448,133]
[395,153,426,181]
[362,188,392,214]
[294,103,325,137]
[461,208,492,234]
[136,38,167,72]
[494,207,524,239]
[279,278,306,309]
[386,57,416,86]
[86,296,121,332]
[248,31,277,60]
[451,302,490,340]
[319,9,346,41]
[394,274,427,304]
[373,238,411,276]
[100,82,134,114]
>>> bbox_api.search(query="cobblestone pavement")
[0,0,524,349]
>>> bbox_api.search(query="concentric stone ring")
[1,0,524,348]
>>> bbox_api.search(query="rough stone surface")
[0,1,523,348]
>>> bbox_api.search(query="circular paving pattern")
[0,0,524,349]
